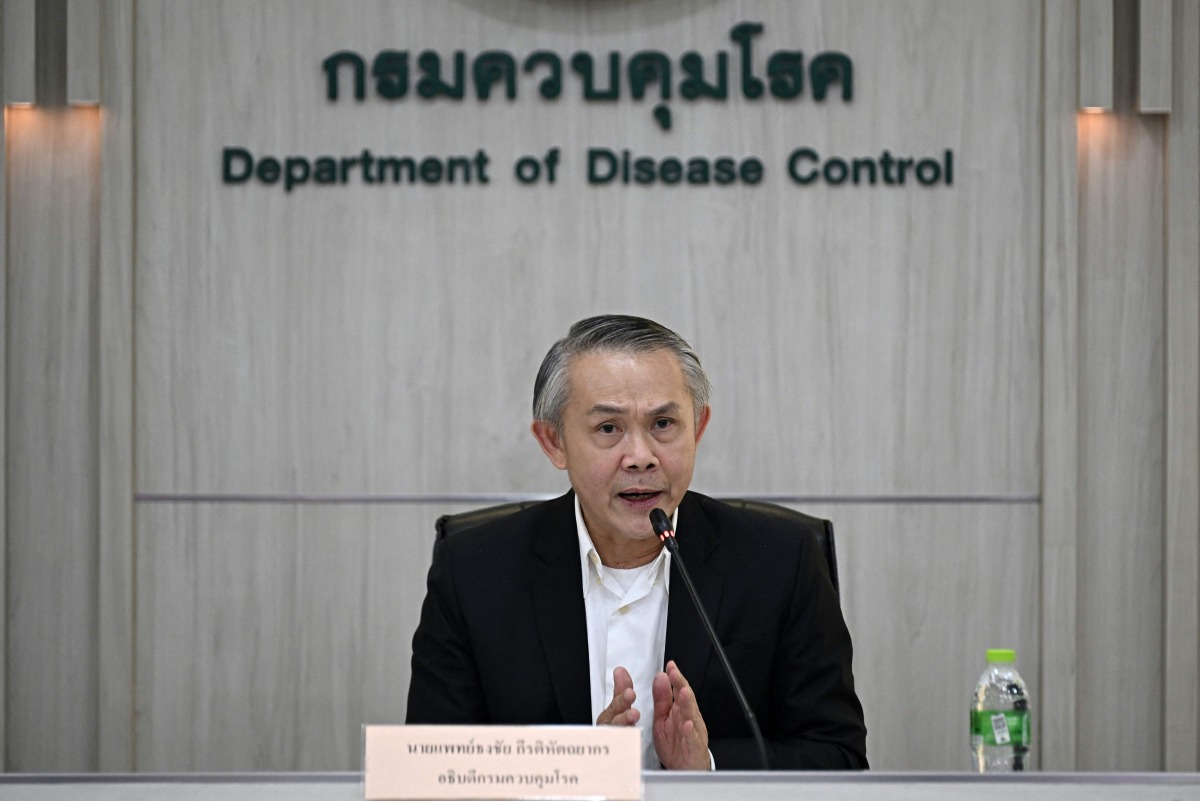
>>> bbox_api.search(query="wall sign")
[221,21,955,192]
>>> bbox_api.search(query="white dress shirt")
[575,497,674,769]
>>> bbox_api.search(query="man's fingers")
[613,666,634,696]
[666,663,703,717]
[610,707,641,727]
[673,683,700,719]
[597,666,638,726]
[596,688,635,725]
[652,671,673,720]
[665,660,691,693]
[651,661,711,769]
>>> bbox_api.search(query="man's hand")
[652,660,710,770]
[595,666,640,726]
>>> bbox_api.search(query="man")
[407,315,867,770]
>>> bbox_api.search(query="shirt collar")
[575,494,674,598]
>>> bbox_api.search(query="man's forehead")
[567,348,686,388]
[561,349,690,419]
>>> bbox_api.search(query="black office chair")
[435,498,839,597]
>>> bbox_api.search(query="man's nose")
[622,429,657,470]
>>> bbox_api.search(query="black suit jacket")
[406,491,868,769]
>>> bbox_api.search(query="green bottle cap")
[987,648,1016,663]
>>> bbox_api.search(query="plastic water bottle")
[970,648,1031,772]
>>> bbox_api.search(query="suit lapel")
[530,492,593,724]
[665,492,723,693]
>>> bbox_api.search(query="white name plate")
[364,725,642,801]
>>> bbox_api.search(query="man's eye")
[654,419,673,429]
[598,424,618,434]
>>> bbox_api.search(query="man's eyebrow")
[647,401,683,417]
[585,401,683,417]
[587,403,627,416]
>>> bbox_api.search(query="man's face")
[532,348,710,554]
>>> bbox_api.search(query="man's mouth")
[617,489,663,504]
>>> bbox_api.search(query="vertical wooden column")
[4,105,102,772]
[2,0,106,772]
[0,8,9,775]
[1163,0,1200,773]
[97,0,136,772]
[1076,0,1170,770]
[1041,0,1082,772]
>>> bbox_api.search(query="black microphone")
[650,508,771,770]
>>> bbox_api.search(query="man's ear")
[694,405,712,445]
[531,420,569,470]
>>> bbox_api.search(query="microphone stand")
[651,509,771,770]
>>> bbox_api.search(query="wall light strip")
[1079,0,1114,111]
[2,0,36,105]
[1138,0,1172,113]
[3,0,97,107]
[66,0,99,105]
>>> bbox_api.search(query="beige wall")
[2,0,1198,773]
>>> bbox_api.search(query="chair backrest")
[435,498,839,597]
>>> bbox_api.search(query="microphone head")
[649,508,678,552]
[649,508,673,539]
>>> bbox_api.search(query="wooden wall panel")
[810,503,1040,772]
[2,0,1191,776]
[125,0,1047,773]
[4,107,101,770]
[97,0,136,772]
[133,0,1042,499]
[1163,0,1200,771]
[135,502,455,771]
[1039,0,1081,772]
[134,499,1037,772]
[1076,110,1167,772]
[0,24,8,771]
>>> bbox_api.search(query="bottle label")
[970,710,1030,747]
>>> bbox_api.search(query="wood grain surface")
[3,0,1197,775]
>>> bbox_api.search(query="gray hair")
[532,315,712,430]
